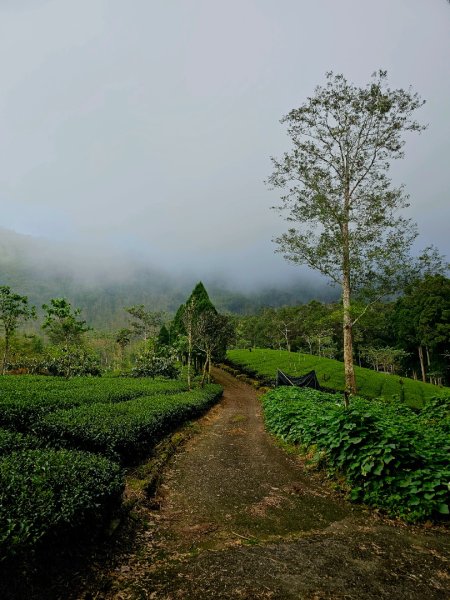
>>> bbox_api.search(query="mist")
[0,0,449,296]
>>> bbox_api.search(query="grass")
[227,348,448,408]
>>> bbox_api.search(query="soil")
[4,368,449,599]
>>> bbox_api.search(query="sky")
[0,0,449,289]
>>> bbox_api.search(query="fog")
[0,0,449,292]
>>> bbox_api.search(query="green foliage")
[37,385,222,463]
[125,305,162,341]
[43,345,101,377]
[157,324,171,347]
[392,274,450,382]
[194,311,235,364]
[131,345,179,379]
[172,281,217,337]
[0,286,36,374]
[0,428,42,456]
[0,449,123,558]
[115,328,132,349]
[42,298,91,347]
[262,387,450,522]
[227,348,448,407]
[0,375,189,431]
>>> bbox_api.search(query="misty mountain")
[0,228,337,330]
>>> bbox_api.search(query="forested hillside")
[0,228,337,328]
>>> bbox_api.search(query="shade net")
[276,369,321,390]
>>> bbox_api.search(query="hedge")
[0,449,124,559]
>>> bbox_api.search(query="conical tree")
[172,282,217,337]
[171,282,218,389]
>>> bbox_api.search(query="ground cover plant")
[227,348,447,407]
[262,386,450,522]
[0,374,189,430]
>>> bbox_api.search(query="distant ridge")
[0,228,337,329]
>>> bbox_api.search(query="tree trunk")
[426,347,431,379]
[187,330,192,390]
[200,357,207,388]
[2,335,10,375]
[418,345,426,383]
[342,218,357,404]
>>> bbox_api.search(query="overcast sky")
[0,0,449,288]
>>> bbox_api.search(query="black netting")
[276,369,321,390]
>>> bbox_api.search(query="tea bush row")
[0,375,189,431]
[0,377,223,559]
[0,449,123,559]
[262,387,450,522]
[37,385,223,463]
[0,428,44,456]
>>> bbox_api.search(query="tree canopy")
[0,286,36,374]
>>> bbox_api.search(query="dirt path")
[94,368,449,600]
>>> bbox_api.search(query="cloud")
[0,0,448,290]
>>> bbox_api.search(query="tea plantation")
[0,375,222,559]
[227,348,448,407]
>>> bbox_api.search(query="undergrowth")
[262,387,450,522]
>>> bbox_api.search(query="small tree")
[115,327,132,369]
[267,70,431,402]
[42,298,91,378]
[194,311,235,386]
[42,298,91,347]
[0,286,36,374]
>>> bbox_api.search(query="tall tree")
[125,305,163,341]
[173,282,218,389]
[172,282,217,337]
[392,274,450,384]
[0,286,36,374]
[267,70,429,401]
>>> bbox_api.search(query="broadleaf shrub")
[262,387,450,522]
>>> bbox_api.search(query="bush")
[43,345,102,377]
[0,449,123,559]
[262,387,450,522]
[37,385,223,463]
[0,375,189,431]
[131,347,180,379]
[0,428,42,456]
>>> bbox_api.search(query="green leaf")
[438,503,449,515]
